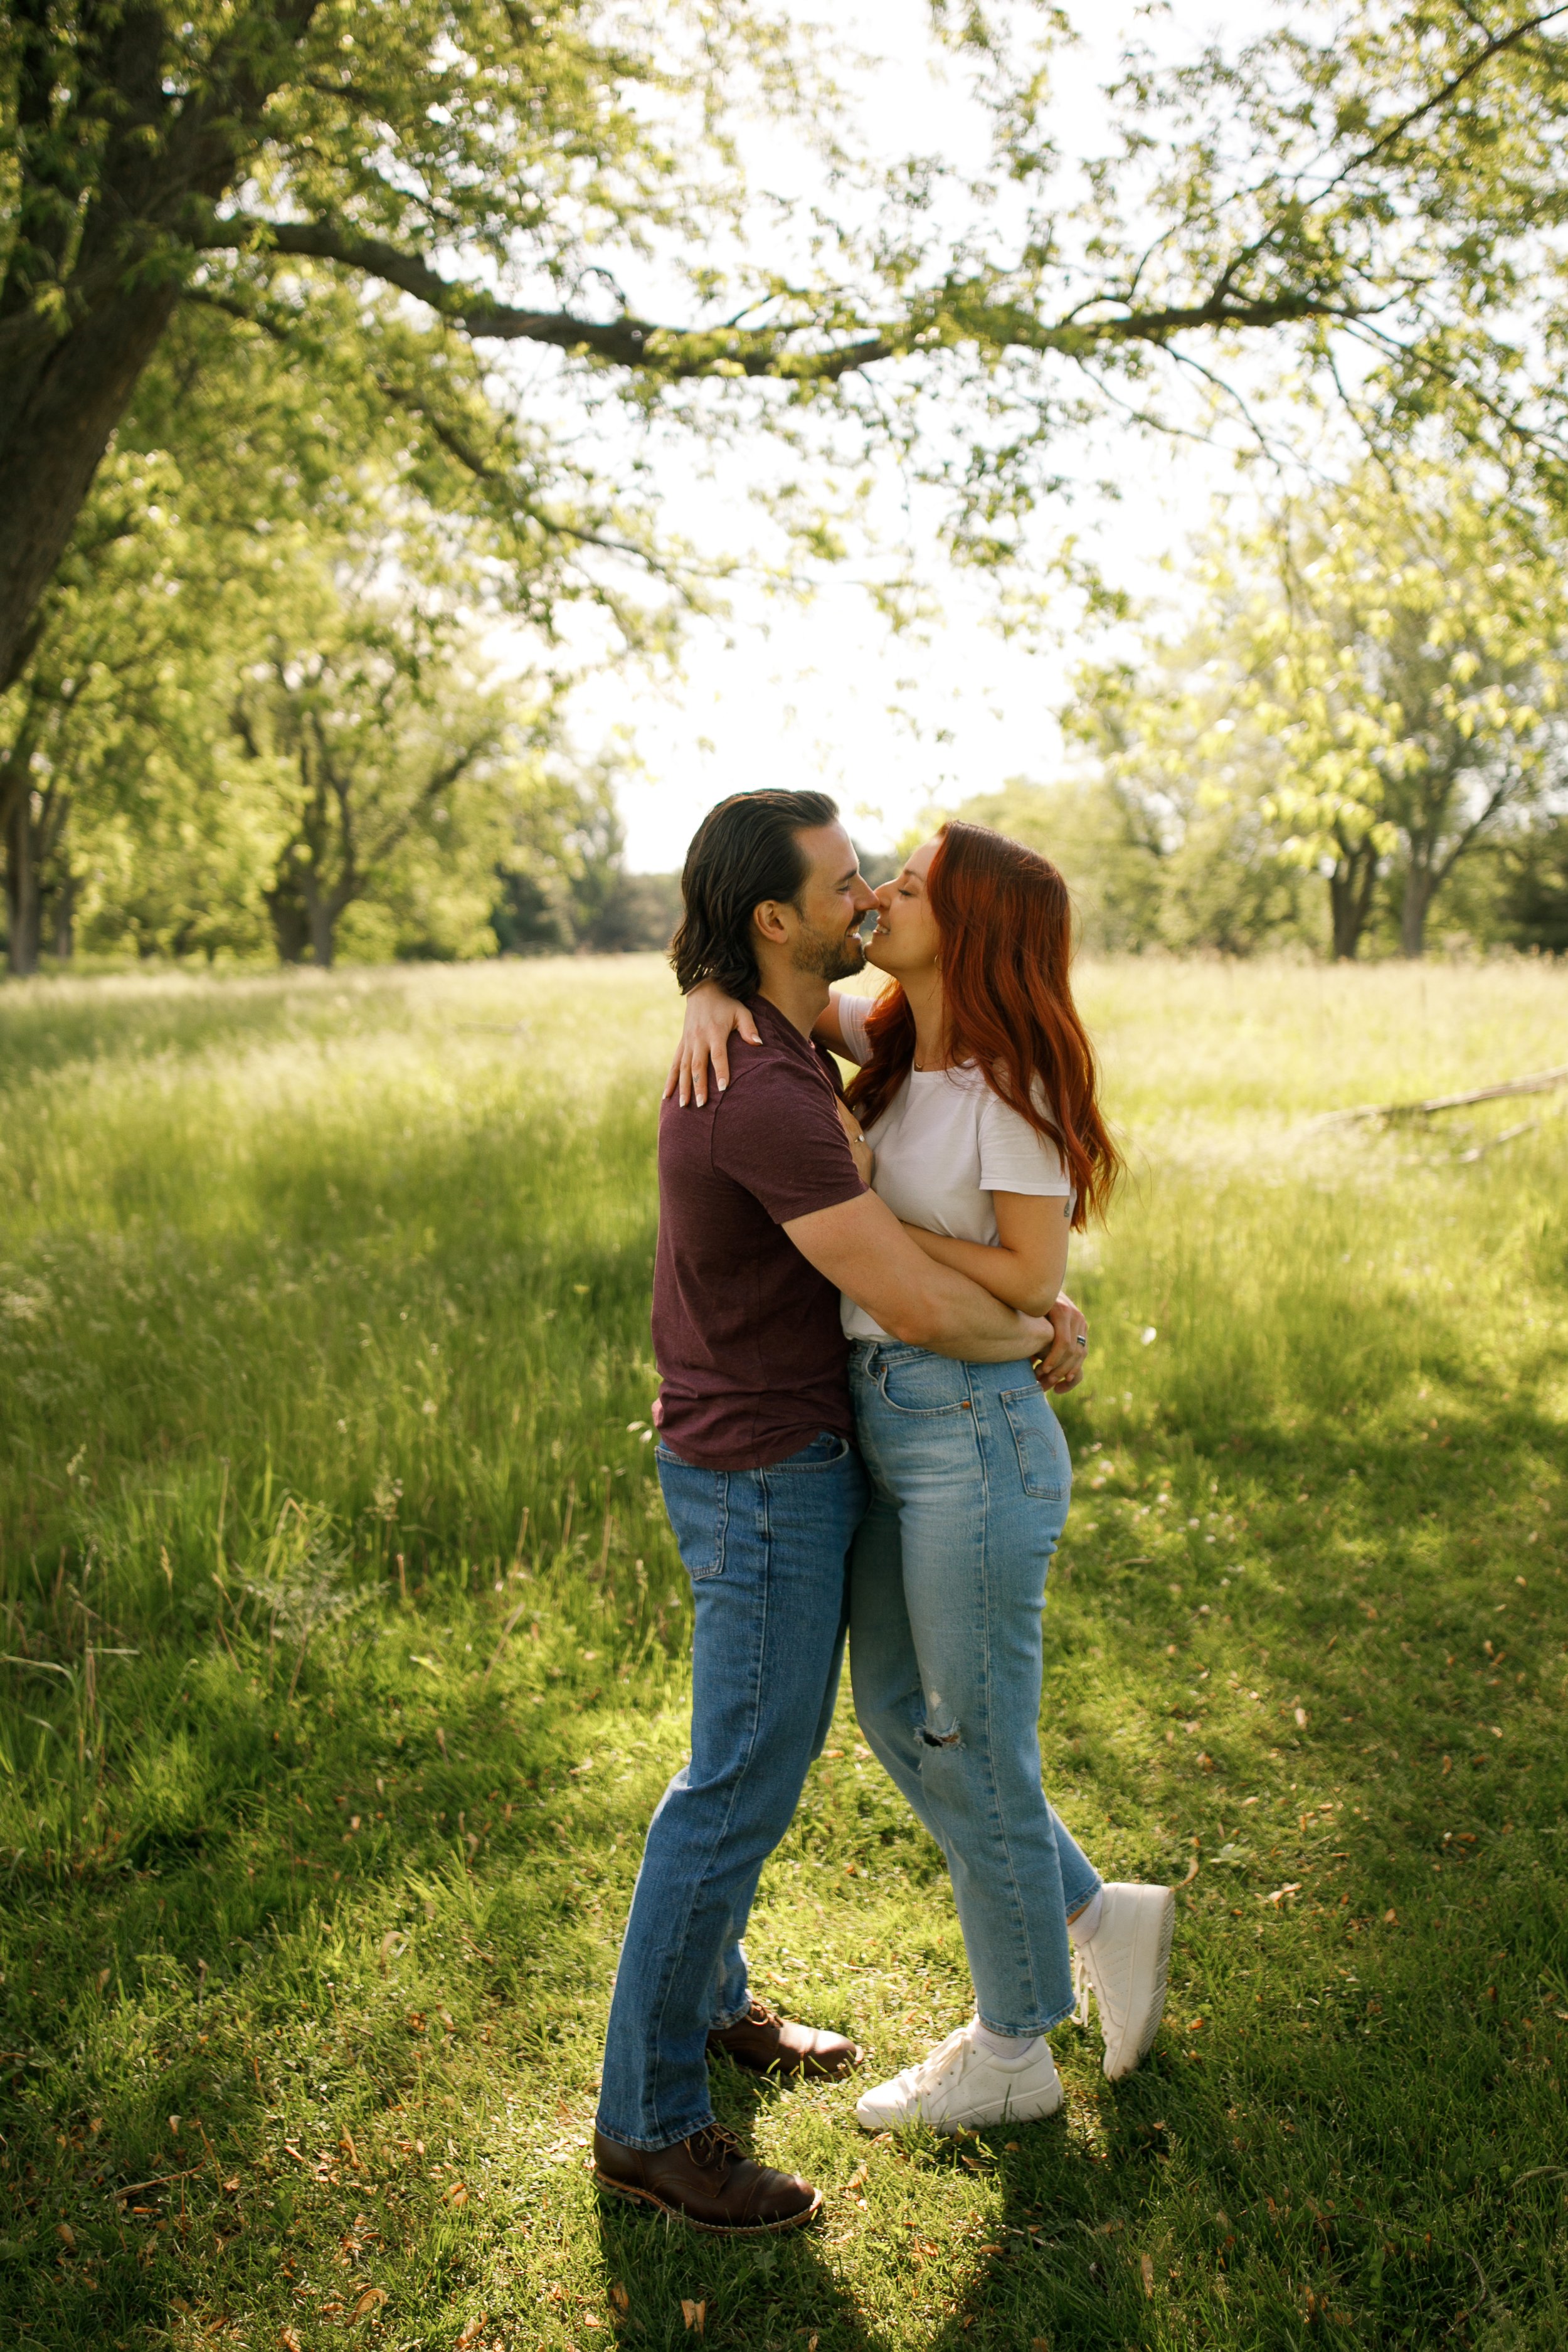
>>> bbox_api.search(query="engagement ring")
[1075,1335,1088,1348]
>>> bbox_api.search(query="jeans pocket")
[1000,1386,1071,1500]
[877,1349,972,1417]
[657,1457,729,1579]
[771,1431,851,1469]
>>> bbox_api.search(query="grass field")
[1,953,1566,2352]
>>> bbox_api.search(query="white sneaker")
[1071,1882,1175,2079]
[855,2021,1063,2134]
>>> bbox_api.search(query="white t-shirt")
[834,990,1073,1342]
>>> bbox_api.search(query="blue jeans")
[848,1342,1100,2038]
[596,1429,867,2149]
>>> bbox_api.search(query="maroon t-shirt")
[651,994,867,1469]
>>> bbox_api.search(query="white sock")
[971,2020,1044,2063]
[1068,1889,1104,1944]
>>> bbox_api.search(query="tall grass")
[1,954,1565,2351]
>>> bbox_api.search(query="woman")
[675,821,1173,2132]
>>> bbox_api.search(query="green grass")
[1,953,1565,2352]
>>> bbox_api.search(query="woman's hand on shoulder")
[664,982,761,1108]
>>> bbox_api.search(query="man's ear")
[752,898,793,946]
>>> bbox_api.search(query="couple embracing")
[592,788,1174,2235]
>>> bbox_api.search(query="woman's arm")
[899,1190,1071,1318]
[664,983,760,1108]
[665,982,855,1108]
[812,993,851,1056]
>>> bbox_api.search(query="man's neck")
[755,962,830,1041]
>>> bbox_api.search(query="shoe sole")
[854,2085,1064,2134]
[593,2173,824,2235]
[1103,1887,1175,2080]
[708,2044,864,2082]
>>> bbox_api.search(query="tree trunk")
[0,288,181,694]
[1327,835,1380,960]
[0,0,293,691]
[1400,858,1438,958]
[5,789,41,977]
[50,871,76,961]
[265,872,312,964]
[307,885,337,969]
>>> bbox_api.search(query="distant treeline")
[9,445,1568,972]
[944,780,1567,963]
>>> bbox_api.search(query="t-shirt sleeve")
[832,990,874,1066]
[977,1088,1073,1197]
[711,1060,867,1224]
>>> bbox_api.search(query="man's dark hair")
[670,789,840,997]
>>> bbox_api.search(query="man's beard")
[792,918,866,985]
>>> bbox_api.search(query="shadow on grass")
[594,2119,886,2352]
[582,2050,893,2348]
[920,1993,1566,2351]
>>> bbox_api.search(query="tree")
[942,775,1164,954]
[10,1,1568,702]
[230,580,519,969]
[492,748,670,955]
[0,433,263,973]
[1243,472,1568,957]
[0,294,437,972]
[1069,465,1568,960]
[1057,636,1320,956]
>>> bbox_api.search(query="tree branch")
[371,373,679,571]
[197,213,1370,378]
[1312,3,1568,203]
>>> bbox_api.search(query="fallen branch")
[1457,1120,1539,1164]
[1325,1062,1568,1124]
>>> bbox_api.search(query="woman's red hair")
[846,820,1121,1229]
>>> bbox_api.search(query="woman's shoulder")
[969,1061,1055,1115]
[974,1071,1071,1187]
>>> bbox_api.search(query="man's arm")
[894,1190,1071,1316]
[784,1191,1051,1363]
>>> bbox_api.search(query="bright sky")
[508,0,1277,869]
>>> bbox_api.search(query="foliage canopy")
[11,0,1568,696]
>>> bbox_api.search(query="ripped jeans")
[848,1342,1100,2038]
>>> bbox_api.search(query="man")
[592,789,1084,2235]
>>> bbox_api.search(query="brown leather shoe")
[593,2123,822,2235]
[707,1998,861,2082]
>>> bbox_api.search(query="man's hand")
[1033,1292,1088,1393]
